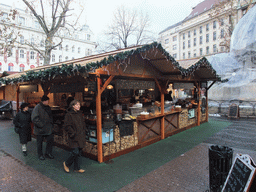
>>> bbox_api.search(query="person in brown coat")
[63,100,87,173]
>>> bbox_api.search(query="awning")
[20,64,25,67]
[30,65,35,68]
[8,63,14,66]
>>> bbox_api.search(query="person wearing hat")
[13,102,32,156]
[31,95,54,160]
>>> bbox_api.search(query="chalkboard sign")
[222,154,256,192]
[228,104,239,118]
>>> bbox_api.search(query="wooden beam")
[196,82,201,126]
[161,91,165,140]
[96,74,103,163]
[16,85,20,112]
[100,75,115,95]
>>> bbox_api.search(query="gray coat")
[31,102,53,135]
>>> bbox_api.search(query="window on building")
[20,36,24,44]
[194,38,196,46]
[78,47,81,53]
[213,44,217,52]
[87,49,92,55]
[221,46,225,52]
[72,57,74,60]
[183,33,185,40]
[188,40,190,48]
[19,65,25,72]
[183,42,185,49]
[31,37,34,45]
[165,39,169,44]
[206,24,209,31]
[34,21,40,29]
[200,48,203,56]
[220,18,224,26]
[188,51,191,58]
[183,53,185,59]
[194,29,196,36]
[65,45,69,51]
[59,44,62,50]
[213,31,216,41]
[65,56,68,61]
[40,39,44,47]
[87,34,91,40]
[213,21,217,29]
[206,46,209,54]
[194,53,196,57]
[19,16,25,25]
[30,51,35,59]
[188,31,190,38]
[173,36,177,41]
[52,54,55,62]
[0,64,2,71]
[59,55,62,62]
[200,36,203,44]
[221,29,224,38]
[72,46,75,52]
[173,44,177,50]
[200,26,203,34]
[206,34,209,43]
[20,49,25,58]
[173,53,177,58]
[1,13,8,21]
[8,63,14,71]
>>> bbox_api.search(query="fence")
[208,99,256,118]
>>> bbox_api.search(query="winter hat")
[41,95,49,101]
[20,102,29,110]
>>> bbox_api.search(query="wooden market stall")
[0,42,220,163]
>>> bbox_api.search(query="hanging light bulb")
[107,85,113,89]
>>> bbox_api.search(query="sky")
[4,0,203,42]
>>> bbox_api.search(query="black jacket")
[31,102,53,135]
[13,110,32,144]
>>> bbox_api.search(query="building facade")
[0,3,97,73]
[158,0,256,60]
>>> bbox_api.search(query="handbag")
[14,126,20,134]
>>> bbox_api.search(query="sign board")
[222,154,256,192]
[228,104,239,119]
[173,83,194,89]
[188,109,195,119]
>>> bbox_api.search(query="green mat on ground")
[2,119,232,192]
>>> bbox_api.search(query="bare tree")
[22,0,84,65]
[0,9,19,57]
[104,6,154,50]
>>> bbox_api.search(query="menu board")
[228,104,239,118]
[222,154,256,192]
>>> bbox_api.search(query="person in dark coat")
[13,102,31,156]
[31,95,54,160]
[63,100,87,173]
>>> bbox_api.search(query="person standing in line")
[63,100,87,173]
[66,92,75,108]
[13,103,32,156]
[31,95,54,160]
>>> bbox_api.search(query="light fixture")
[107,85,113,90]
[148,88,154,91]
[84,87,89,92]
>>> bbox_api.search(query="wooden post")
[206,88,209,122]
[161,90,165,140]
[197,82,201,126]
[16,85,20,112]
[96,74,103,163]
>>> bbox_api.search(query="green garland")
[0,42,219,86]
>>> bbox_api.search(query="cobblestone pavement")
[117,118,256,192]
[0,118,255,192]
[0,149,71,192]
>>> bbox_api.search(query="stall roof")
[0,42,220,86]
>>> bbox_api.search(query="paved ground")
[0,117,255,191]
